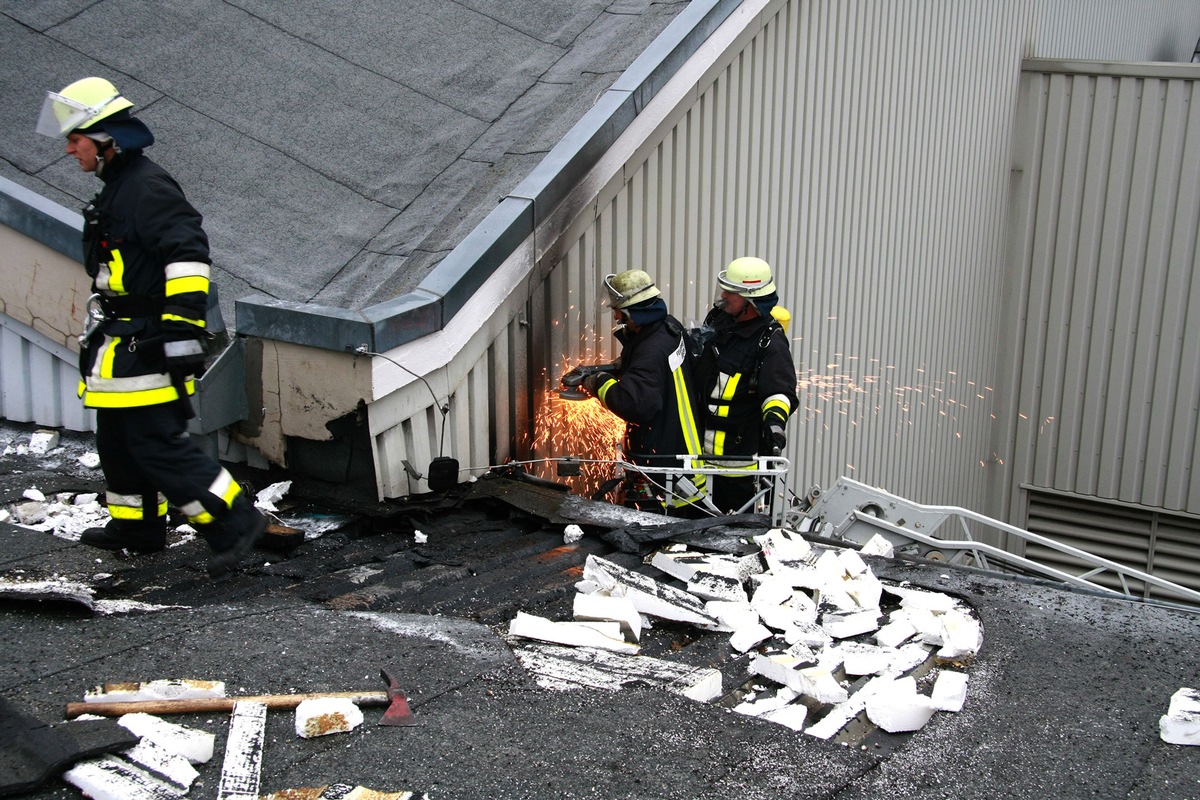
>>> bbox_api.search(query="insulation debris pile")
[64,678,428,799]
[63,713,214,799]
[508,528,982,741]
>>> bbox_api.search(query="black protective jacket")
[595,315,701,465]
[79,152,211,408]
[695,306,798,457]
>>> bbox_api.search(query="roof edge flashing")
[235,294,377,353]
[0,175,84,261]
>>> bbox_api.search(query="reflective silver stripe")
[164,339,205,358]
[208,469,240,508]
[86,372,175,392]
[106,491,144,508]
[165,261,211,280]
[180,500,206,517]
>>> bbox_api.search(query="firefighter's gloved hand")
[163,333,209,378]
[762,424,786,456]
[582,372,615,398]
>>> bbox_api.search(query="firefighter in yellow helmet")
[693,257,797,513]
[581,269,703,511]
[37,77,265,577]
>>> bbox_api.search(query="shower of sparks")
[527,360,628,498]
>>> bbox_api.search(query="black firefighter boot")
[80,520,167,555]
[205,495,269,578]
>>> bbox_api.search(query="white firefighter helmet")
[717,256,776,298]
[603,269,661,309]
[36,77,134,138]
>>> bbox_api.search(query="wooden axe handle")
[65,690,391,719]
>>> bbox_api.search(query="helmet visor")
[36,91,113,138]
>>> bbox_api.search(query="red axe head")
[378,669,419,727]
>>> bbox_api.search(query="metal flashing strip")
[1022,57,1200,79]
[0,175,83,261]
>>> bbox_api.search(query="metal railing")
[808,477,1200,608]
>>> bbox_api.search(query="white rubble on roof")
[864,676,937,733]
[930,670,969,712]
[64,713,215,798]
[28,429,60,454]
[117,713,216,764]
[563,523,585,543]
[580,554,716,627]
[1159,687,1200,746]
[511,640,722,702]
[573,592,643,641]
[508,526,981,744]
[509,611,639,654]
[87,679,226,704]
[295,697,365,738]
[8,488,110,540]
[218,701,267,800]
[859,534,895,558]
[254,480,292,513]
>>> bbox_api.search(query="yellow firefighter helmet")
[36,77,134,138]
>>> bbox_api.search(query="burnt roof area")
[1,419,1198,799]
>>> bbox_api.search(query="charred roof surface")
[0,422,1198,798]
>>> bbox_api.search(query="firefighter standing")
[693,257,798,513]
[37,77,265,577]
[582,269,703,510]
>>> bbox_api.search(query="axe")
[64,669,418,727]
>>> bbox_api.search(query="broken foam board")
[62,755,187,800]
[295,697,365,738]
[88,679,225,704]
[1159,687,1200,746]
[581,555,716,627]
[573,592,643,641]
[511,640,722,702]
[217,701,267,800]
[509,611,639,654]
[117,713,215,764]
[262,784,429,799]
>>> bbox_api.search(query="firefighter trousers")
[94,402,258,552]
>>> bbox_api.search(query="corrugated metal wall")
[370,0,1200,509]
[0,314,94,432]
[537,0,1200,517]
[1003,60,1200,520]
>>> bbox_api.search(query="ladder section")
[805,477,1200,608]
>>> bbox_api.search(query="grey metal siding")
[1006,61,1200,520]
[369,0,1200,504]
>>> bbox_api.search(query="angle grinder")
[557,362,619,400]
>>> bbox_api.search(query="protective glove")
[582,371,615,398]
[761,423,786,457]
[162,332,210,378]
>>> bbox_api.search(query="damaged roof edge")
[0,0,742,355]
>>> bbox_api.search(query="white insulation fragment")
[87,679,226,704]
[512,641,722,702]
[217,701,268,800]
[1159,687,1200,746]
[118,713,215,764]
[295,697,365,738]
[509,611,639,654]
[62,756,185,800]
